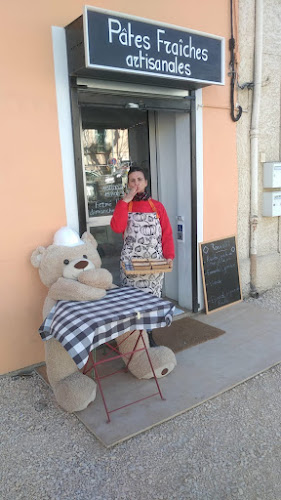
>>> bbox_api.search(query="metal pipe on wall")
[250,0,263,297]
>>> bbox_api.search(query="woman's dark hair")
[128,165,148,181]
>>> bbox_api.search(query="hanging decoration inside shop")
[66,7,224,89]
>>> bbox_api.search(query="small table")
[39,287,175,421]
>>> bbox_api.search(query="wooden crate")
[122,259,173,275]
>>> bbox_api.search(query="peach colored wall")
[202,102,238,240]
[0,0,237,373]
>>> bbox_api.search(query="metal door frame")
[69,83,198,311]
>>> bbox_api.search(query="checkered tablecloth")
[39,286,175,369]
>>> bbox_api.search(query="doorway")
[68,79,195,310]
[149,111,193,309]
[77,105,193,310]
[80,106,151,285]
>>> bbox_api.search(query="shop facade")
[0,1,238,374]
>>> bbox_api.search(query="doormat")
[152,316,225,353]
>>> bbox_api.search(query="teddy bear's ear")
[30,246,46,268]
[81,231,98,248]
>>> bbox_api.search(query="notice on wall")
[199,236,242,314]
[84,6,224,86]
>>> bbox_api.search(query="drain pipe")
[250,0,263,298]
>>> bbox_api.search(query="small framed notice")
[199,236,242,314]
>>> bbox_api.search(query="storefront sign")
[83,6,224,87]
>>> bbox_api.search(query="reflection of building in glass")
[83,128,130,171]
[83,128,131,218]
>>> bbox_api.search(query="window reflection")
[83,128,131,218]
[82,109,150,285]
[90,226,123,286]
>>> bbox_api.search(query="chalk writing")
[200,236,242,313]
[88,200,118,217]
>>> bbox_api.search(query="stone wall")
[237,0,281,296]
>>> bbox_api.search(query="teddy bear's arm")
[77,268,113,289]
[48,277,106,301]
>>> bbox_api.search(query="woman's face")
[128,171,148,194]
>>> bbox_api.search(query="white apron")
[120,201,164,298]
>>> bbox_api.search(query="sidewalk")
[1,286,281,500]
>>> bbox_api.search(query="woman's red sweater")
[110,199,175,260]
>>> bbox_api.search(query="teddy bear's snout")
[74,260,89,270]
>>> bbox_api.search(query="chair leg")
[139,331,165,401]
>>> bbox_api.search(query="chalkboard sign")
[199,236,242,314]
[87,174,124,217]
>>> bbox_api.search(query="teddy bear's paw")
[125,346,177,380]
[83,287,107,301]
[78,268,113,289]
[53,372,97,412]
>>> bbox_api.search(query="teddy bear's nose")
[74,260,88,269]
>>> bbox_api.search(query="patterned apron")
[120,200,164,297]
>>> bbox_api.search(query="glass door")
[81,106,150,285]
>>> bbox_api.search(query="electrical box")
[177,216,185,242]
[263,162,281,188]
[263,191,281,217]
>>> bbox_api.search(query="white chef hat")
[53,227,84,247]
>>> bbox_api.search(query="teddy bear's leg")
[115,330,177,380]
[45,338,97,412]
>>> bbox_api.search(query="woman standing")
[110,166,175,298]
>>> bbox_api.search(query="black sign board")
[87,174,124,217]
[65,7,224,90]
[199,236,242,314]
[88,199,118,217]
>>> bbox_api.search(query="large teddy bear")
[31,227,176,413]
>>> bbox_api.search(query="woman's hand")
[167,259,173,268]
[122,187,138,203]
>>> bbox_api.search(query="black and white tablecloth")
[39,286,175,369]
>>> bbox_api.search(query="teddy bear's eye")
[83,255,88,259]
[63,259,70,265]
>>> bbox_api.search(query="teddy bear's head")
[31,227,102,288]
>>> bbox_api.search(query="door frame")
[69,83,192,232]
[149,108,196,311]
[52,26,204,312]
